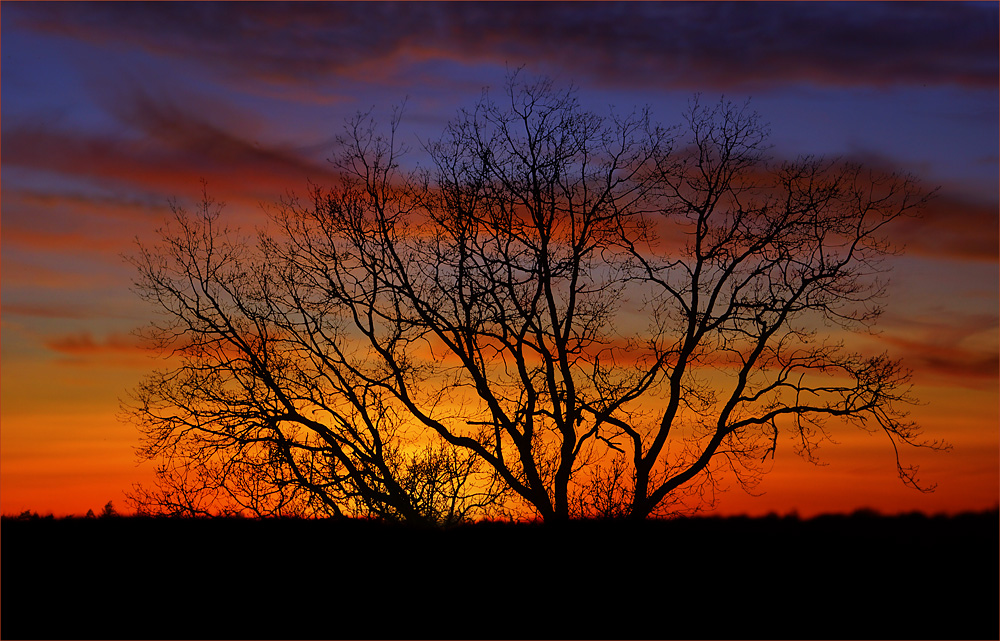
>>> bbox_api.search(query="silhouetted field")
[3,509,996,640]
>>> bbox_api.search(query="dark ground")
[2,509,997,640]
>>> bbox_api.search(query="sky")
[2,1,997,518]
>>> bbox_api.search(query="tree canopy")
[125,74,945,523]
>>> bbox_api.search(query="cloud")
[645,154,999,264]
[5,82,992,272]
[44,331,149,357]
[0,188,166,287]
[1,89,341,203]
[896,194,1000,263]
[875,312,1000,386]
[5,189,169,223]
[9,2,997,92]
[882,336,999,383]
[3,224,130,257]
[1,255,111,291]
[2,304,93,320]
[756,150,1000,265]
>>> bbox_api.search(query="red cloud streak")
[44,332,150,357]
[2,105,339,205]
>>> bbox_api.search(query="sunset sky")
[2,1,997,518]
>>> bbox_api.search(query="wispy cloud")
[44,331,150,357]
[1,88,340,203]
[10,2,997,91]
[897,194,1000,263]
[875,312,1000,387]
[3,225,133,257]
[884,335,999,383]
[3,304,94,320]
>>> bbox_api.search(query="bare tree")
[616,97,950,518]
[126,453,314,518]
[125,73,945,523]
[123,187,506,524]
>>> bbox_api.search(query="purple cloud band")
[10,2,998,90]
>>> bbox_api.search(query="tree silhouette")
[125,73,946,522]
[99,501,118,518]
